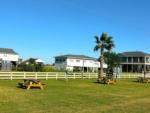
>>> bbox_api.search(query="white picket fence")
[0,72,98,80]
[117,73,144,79]
[0,72,147,80]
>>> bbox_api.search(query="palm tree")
[94,33,109,82]
[106,37,115,54]
[104,52,121,78]
[106,37,115,74]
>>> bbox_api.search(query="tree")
[94,32,113,82]
[104,52,121,78]
[106,37,115,54]
[17,58,44,72]
[105,36,115,74]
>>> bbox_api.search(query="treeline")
[15,58,60,72]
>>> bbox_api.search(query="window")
[146,57,150,63]
[83,60,86,63]
[128,57,132,63]
[70,59,74,62]
[122,57,127,62]
[95,62,99,65]
[139,57,144,63]
[3,54,7,57]
[62,58,66,62]
[90,61,93,63]
[76,59,80,62]
[55,58,66,63]
[133,57,138,63]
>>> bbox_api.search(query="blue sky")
[0,0,150,63]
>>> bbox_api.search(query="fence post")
[88,73,90,79]
[118,73,120,80]
[46,72,48,80]
[35,73,37,80]
[65,72,68,81]
[74,73,75,79]
[10,72,13,80]
[24,72,26,79]
[56,73,58,80]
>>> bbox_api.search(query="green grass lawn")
[0,79,150,113]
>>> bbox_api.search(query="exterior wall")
[121,56,150,72]
[145,56,150,64]
[0,53,19,61]
[55,61,67,70]
[0,53,19,71]
[55,57,107,71]
[66,58,107,68]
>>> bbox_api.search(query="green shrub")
[42,65,61,72]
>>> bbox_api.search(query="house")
[0,48,19,71]
[23,58,44,64]
[55,54,107,72]
[120,51,150,72]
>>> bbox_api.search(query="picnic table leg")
[39,83,44,90]
[27,85,30,90]
[40,85,44,90]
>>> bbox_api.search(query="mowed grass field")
[0,79,150,113]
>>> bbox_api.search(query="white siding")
[55,58,107,69]
[0,53,19,61]
[66,58,107,68]
[55,62,67,70]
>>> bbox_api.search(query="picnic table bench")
[18,79,45,90]
[100,77,116,85]
[146,79,150,83]
[137,77,150,83]
[107,79,116,85]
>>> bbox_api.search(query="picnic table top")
[23,79,41,84]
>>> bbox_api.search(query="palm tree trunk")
[107,49,113,78]
[107,49,111,78]
[100,48,104,77]
[98,47,104,82]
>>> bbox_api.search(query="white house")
[35,59,44,63]
[55,54,107,72]
[0,48,19,70]
[120,51,150,72]
[24,58,44,64]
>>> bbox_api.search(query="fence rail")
[0,72,98,80]
[0,72,147,80]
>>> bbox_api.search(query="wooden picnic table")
[18,79,45,90]
[137,77,150,83]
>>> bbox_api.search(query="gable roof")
[55,54,98,61]
[121,51,150,57]
[0,48,18,55]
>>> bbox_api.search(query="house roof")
[23,58,44,64]
[55,54,98,61]
[0,48,18,55]
[121,51,150,57]
[35,59,44,63]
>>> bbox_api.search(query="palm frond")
[107,37,113,43]
[94,36,100,44]
[106,36,115,50]
[94,45,100,51]
[100,32,108,41]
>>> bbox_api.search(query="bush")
[42,65,61,72]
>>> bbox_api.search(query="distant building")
[120,51,150,72]
[55,54,107,72]
[0,48,19,71]
[23,58,44,64]
[35,59,44,63]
